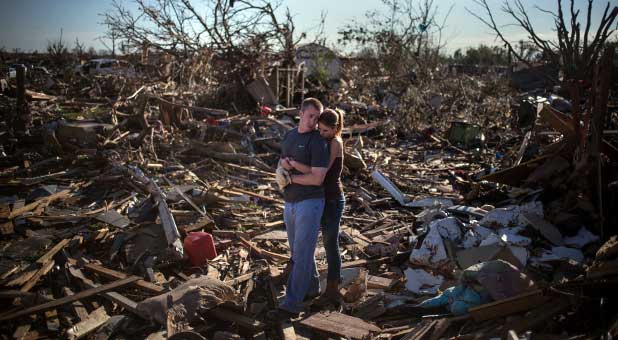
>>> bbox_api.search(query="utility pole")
[14,64,30,135]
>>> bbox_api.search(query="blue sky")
[0,0,614,54]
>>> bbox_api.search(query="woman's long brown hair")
[318,108,344,136]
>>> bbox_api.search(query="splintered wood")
[299,311,380,339]
[0,276,140,322]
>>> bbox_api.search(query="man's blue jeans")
[321,195,345,281]
[280,198,324,313]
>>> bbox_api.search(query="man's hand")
[275,166,292,190]
[280,157,294,171]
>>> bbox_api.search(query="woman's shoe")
[311,291,344,311]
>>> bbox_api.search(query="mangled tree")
[101,0,304,84]
[97,24,121,57]
[472,1,618,233]
[337,0,456,136]
[47,28,70,67]
[72,37,86,60]
[469,0,618,85]
[338,0,453,78]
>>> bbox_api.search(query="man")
[273,98,329,317]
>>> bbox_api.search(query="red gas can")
[183,232,217,266]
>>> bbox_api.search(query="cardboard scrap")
[456,244,526,269]
[521,212,563,246]
[404,268,444,295]
[410,226,448,266]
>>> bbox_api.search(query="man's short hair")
[301,97,323,113]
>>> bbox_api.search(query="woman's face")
[319,122,336,139]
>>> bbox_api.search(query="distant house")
[510,62,559,91]
[295,43,342,81]
[448,64,510,76]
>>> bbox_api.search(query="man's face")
[299,105,320,131]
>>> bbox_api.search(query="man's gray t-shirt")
[281,128,329,202]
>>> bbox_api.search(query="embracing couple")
[273,98,345,318]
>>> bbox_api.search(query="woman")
[289,108,345,305]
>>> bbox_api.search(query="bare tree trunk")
[590,46,614,237]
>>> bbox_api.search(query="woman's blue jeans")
[321,195,345,282]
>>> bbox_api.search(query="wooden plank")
[225,272,254,286]
[6,267,39,287]
[164,176,207,217]
[0,220,14,235]
[238,236,290,262]
[13,324,32,340]
[353,292,386,320]
[539,105,576,137]
[0,276,139,322]
[242,278,255,311]
[299,311,380,340]
[83,263,164,294]
[507,330,520,340]
[400,319,437,340]
[264,220,284,228]
[253,229,288,241]
[68,267,145,319]
[20,260,55,292]
[280,319,297,340]
[213,230,250,239]
[66,306,110,339]
[429,318,450,340]
[0,290,49,301]
[363,221,398,238]
[338,257,391,270]
[503,298,570,337]
[218,161,276,177]
[36,239,70,264]
[480,154,551,186]
[9,189,71,218]
[1,264,24,280]
[468,289,548,322]
[63,287,89,321]
[360,217,389,232]
[45,309,60,332]
[342,227,371,248]
[228,187,283,204]
[15,237,69,292]
[367,275,397,290]
[180,216,214,233]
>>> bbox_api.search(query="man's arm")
[289,160,311,174]
[293,139,340,174]
[290,167,328,186]
[290,133,329,185]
